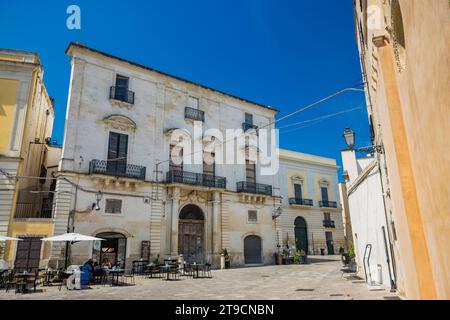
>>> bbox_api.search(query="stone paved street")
[0,256,399,300]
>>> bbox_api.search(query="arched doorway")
[294,217,308,254]
[93,232,127,268]
[178,204,204,263]
[244,235,262,264]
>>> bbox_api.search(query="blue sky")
[0,0,370,178]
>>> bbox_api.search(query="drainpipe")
[377,153,397,291]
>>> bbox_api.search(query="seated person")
[101,258,112,269]
[81,259,94,284]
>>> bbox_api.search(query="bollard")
[220,254,225,270]
[178,254,184,271]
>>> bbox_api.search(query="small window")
[324,212,331,221]
[248,210,258,222]
[188,96,199,109]
[105,199,122,214]
[391,221,398,241]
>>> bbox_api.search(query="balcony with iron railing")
[185,107,205,122]
[166,170,226,189]
[110,86,135,104]
[236,181,272,196]
[14,202,52,219]
[288,198,313,206]
[89,159,146,180]
[242,122,258,133]
[323,220,336,228]
[319,200,338,208]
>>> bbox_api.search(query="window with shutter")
[203,152,215,176]
[294,183,302,199]
[245,113,253,125]
[115,75,129,101]
[188,96,199,109]
[169,144,183,172]
[321,187,329,201]
[246,160,256,184]
[107,132,128,174]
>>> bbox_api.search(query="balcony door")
[203,152,215,187]
[294,183,302,200]
[107,132,128,175]
[321,187,329,202]
[114,75,129,101]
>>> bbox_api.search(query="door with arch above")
[178,204,205,263]
[294,216,308,254]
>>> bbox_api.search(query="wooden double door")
[178,219,204,263]
[14,237,42,272]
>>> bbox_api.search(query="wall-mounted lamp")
[342,127,383,154]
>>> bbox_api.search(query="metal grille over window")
[248,210,258,222]
[105,199,122,214]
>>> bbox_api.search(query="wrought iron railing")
[236,181,272,196]
[110,86,135,104]
[319,200,338,208]
[89,159,146,180]
[323,220,335,228]
[288,198,313,206]
[166,170,226,189]
[242,122,258,132]
[14,203,52,219]
[184,107,205,122]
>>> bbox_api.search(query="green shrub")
[348,244,355,258]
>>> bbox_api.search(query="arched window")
[391,0,406,72]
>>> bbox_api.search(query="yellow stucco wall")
[5,221,54,262]
[0,78,19,153]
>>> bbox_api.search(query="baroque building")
[278,149,345,256]
[51,43,281,268]
[47,43,344,269]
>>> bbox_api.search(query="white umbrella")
[41,233,105,243]
[0,235,22,241]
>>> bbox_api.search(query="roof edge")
[66,42,279,113]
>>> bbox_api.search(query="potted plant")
[347,245,356,272]
[221,248,231,269]
[282,248,291,264]
[299,249,307,264]
[292,250,301,264]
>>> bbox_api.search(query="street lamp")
[342,127,355,149]
[342,127,383,154]
[94,190,103,211]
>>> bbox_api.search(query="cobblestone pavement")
[0,256,399,300]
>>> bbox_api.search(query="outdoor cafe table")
[109,269,125,286]
[43,269,60,286]
[14,271,35,293]
[191,264,204,279]
[160,264,179,280]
